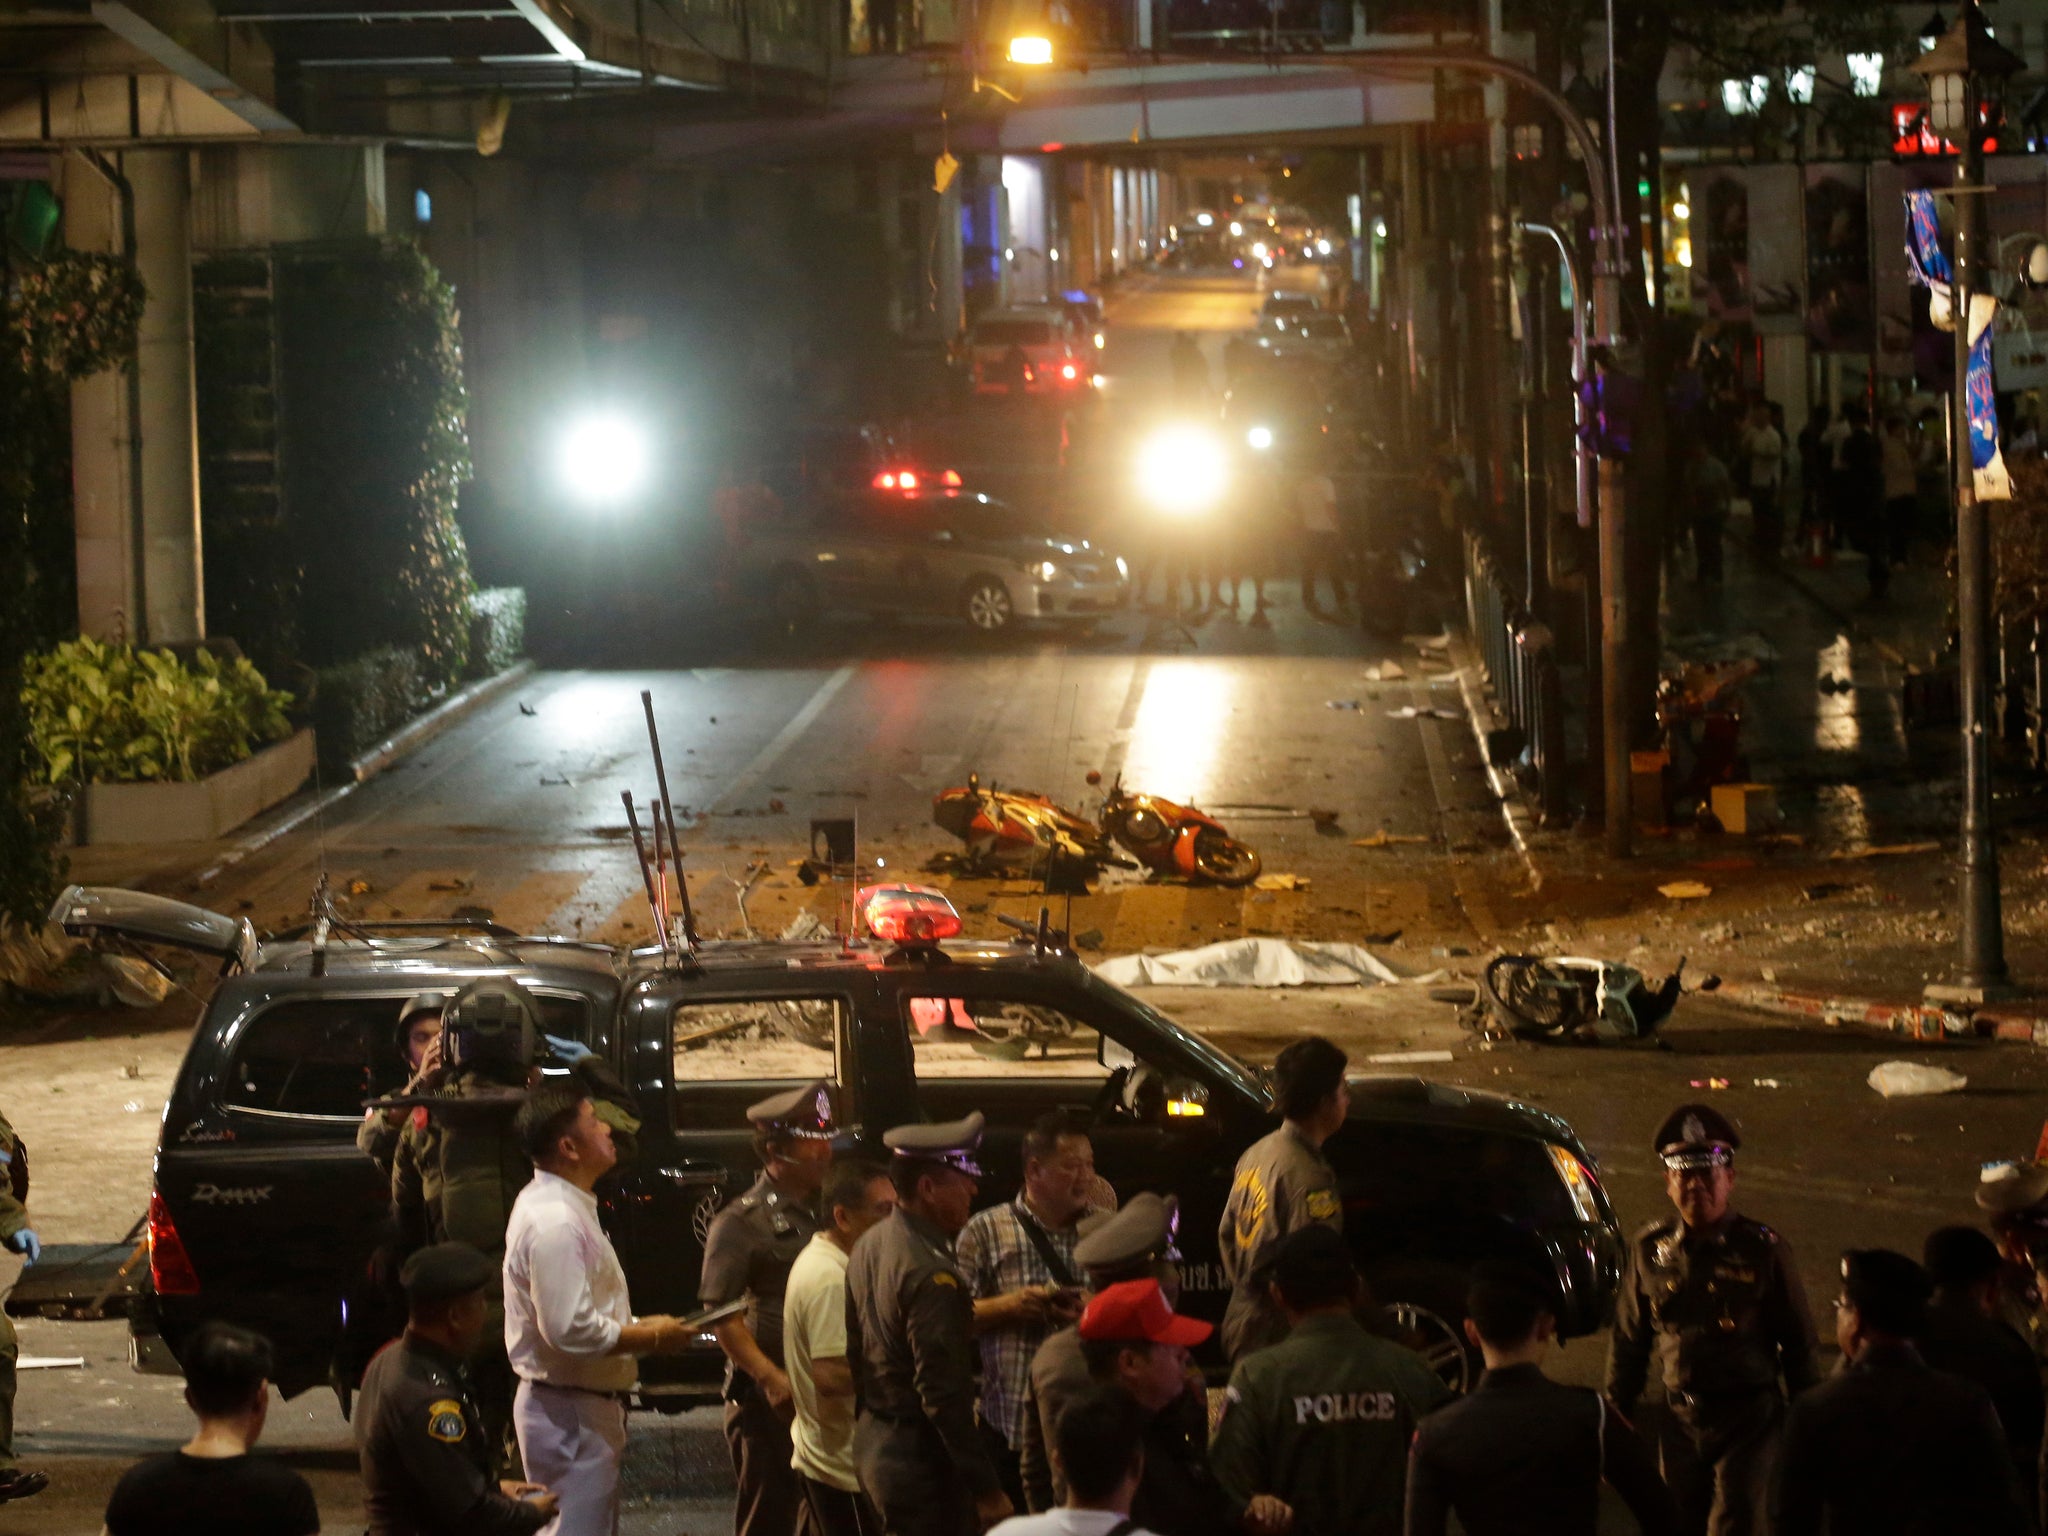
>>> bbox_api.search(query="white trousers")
[515,1377,629,1536]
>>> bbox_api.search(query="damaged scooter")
[1448,953,1719,1043]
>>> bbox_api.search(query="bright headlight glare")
[1137,426,1227,515]
[1251,241,1267,258]
[1007,33,1053,64]
[1247,425,1274,451]
[1115,555,1129,579]
[1316,237,1332,255]
[557,411,652,509]
[1036,560,1059,581]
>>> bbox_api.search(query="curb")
[187,660,535,891]
[1717,979,2048,1045]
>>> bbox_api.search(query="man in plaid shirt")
[956,1110,1102,1505]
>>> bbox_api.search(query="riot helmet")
[441,978,539,1082]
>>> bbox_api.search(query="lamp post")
[1912,1,2023,1002]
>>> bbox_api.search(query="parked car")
[738,488,1127,634]
[20,883,1623,1413]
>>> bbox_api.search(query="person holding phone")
[956,1111,1100,1507]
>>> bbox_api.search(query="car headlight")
[1547,1143,1604,1225]
[1247,425,1274,451]
[1251,241,1267,259]
[1035,560,1059,582]
[1114,555,1129,580]
[1316,237,1333,256]
[1093,331,1106,349]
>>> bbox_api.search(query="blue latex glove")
[542,1033,594,1065]
[5,1228,40,1266]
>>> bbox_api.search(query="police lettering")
[1290,1389,1397,1426]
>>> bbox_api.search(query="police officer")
[1018,1192,1181,1511]
[1219,1035,1349,1361]
[1974,1159,2048,1358]
[1605,1103,1819,1536]
[392,979,548,1472]
[360,993,448,1176]
[700,1080,835,1536]
[0,1106,46,1505]
[847,1113,1009,1536]
[356,1242,557,1536]
[1210,1225,1448,1536]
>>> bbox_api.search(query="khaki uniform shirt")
[1218,1123,1341,1359]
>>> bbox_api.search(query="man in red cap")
[1079,1281,1291,1536]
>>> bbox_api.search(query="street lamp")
[1911,1,2025,1002]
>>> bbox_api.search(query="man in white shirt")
[503,1085,690,1536]
[1742,401,1785,561]
[988,1385,1157,1536]
[785,1158,898,1536]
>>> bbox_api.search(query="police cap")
[1654,1103,1740,1170]
[1976,1160,2048,1219]
[1074,1192,1178,1275]
[747,1080,836,1140]
[399,1242,498,1304]
[883,1111,985,1177]
[1840,1248,1932,1336]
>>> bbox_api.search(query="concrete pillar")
[131,149,203,644]
[936,175,964,341]
[64,158,136,645]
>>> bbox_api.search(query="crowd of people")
[11,988,2048,1535]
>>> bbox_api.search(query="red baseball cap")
[1078,1279,1213,1349]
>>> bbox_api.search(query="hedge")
[466,587,526,681]
[311,648,422,780]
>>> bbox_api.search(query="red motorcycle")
[931,775,1130,891]
[1088,771,1262,887]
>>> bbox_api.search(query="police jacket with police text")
[845,1206,1001,1498]
[1604,1213,1820,1421]
[354,1334,548,1536]
[1209,1311,1450,1536]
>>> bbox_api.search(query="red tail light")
[149,1188,201,1295]
[872,471,899,489]
[898,470,919,490]
[941,469,963,487]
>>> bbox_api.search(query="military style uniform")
[1218,1122,1341,1360]
[0,1107,45,1504]
[357,1241,548,1536]
[702,1080,834,1536]
[1210,1311,1450,1536]
[1605,1105,1819,1536]
[847,1115,1000,1536]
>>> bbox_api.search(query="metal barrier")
[1463,533,1570,826]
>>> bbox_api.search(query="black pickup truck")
[17,884,1623,1408]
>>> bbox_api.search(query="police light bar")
[859,884,964,944]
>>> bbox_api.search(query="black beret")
[400,1242,498,1303]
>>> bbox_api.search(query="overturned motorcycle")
[931,773,1262,890]
[1437,953,1719,1044]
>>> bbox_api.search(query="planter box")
[79,729,316,846]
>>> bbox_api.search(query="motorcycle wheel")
[1479,954,1582,1037]
[1190,829,1261,886]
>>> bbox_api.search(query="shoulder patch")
[426,1399,467,1443]
[929,1270,960,1288]
[1304,1188,1340,1221]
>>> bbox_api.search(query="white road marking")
[706,665,858,813]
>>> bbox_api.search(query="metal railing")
[1463,533,1569,826]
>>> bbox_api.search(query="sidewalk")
[1475,529,2048,1042]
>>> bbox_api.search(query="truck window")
[670,996,849,1130]
[224,992,593,1120]
[901,995,1111,1082]
[1338,1123,1578,1229]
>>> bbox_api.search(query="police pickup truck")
[18,882,1622,1408]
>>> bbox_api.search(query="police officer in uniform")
[700,1081,835,1536]
[847,1113,1010,1536]
[1219,1035,1349,1361]
[0,1106,46,1505]
[1605,1103,1819,1536]
[1209,1225,1448,1536]
[1018,1192,1181,1511]
[356,1242,556,1536]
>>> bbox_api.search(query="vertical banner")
[1903,187,2011,501]
[1807,164,1873,354]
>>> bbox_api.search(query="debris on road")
[1754,1078,1783,1088]
[1386,706,1462,720]
[1253,873,1310,891]
[1363,662,1407,681]
[1689,1077,1732,1090]
[1352,831,1430,848]
[1827,842,1942,861]
[1657,881,1713,900]
[1367,1049,1455,1064]
[1094,937,1407,988]
[1868,1061,1968,1098]
[1327,699,1363,711]
[17,1357,85,1371]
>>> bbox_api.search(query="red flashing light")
[148,1187,201,1295]
[1040,142,1064,152]
[899,470,919,490]
[941,469,963,487]
[860,883,964,945]
[873,471,898,488]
